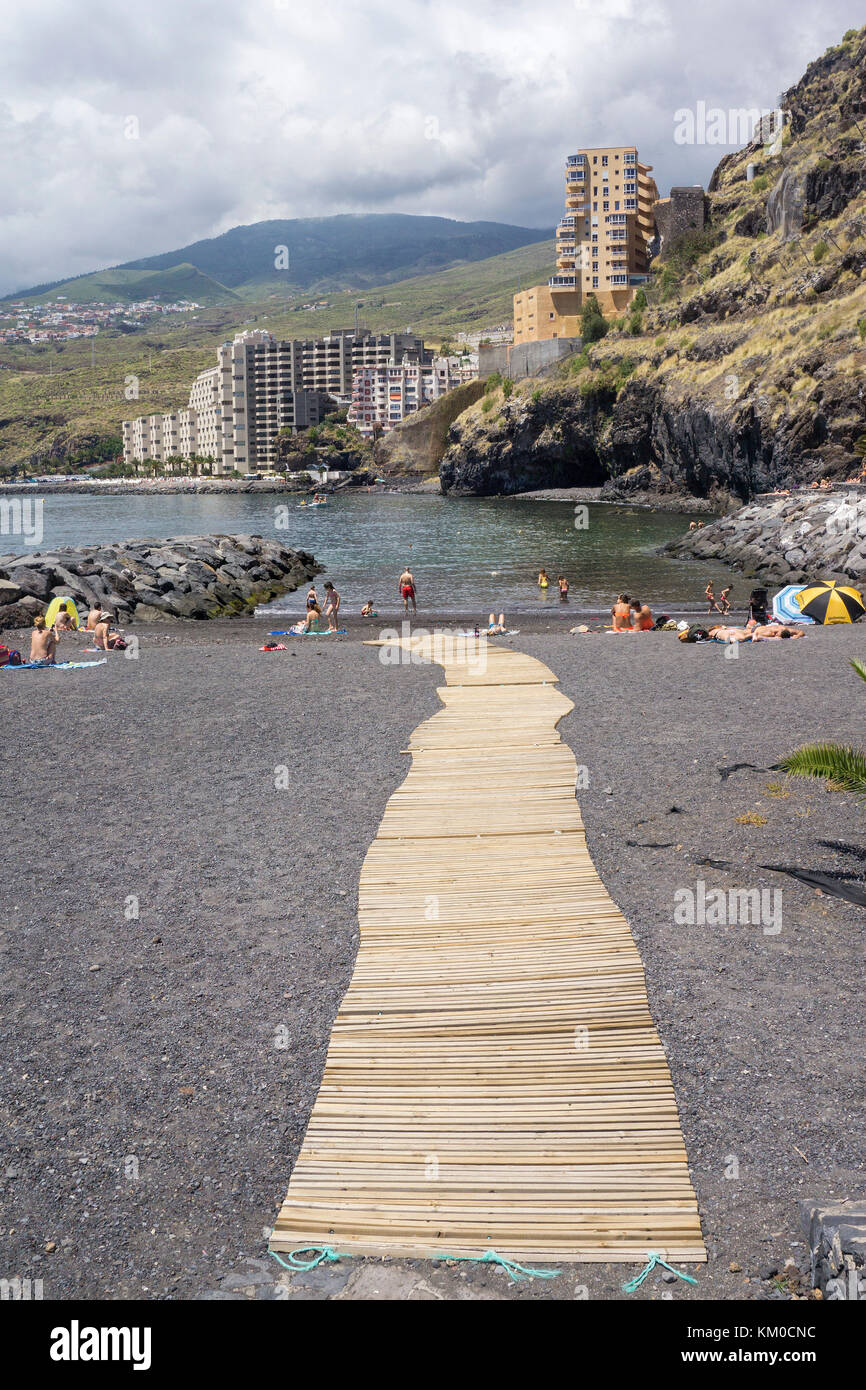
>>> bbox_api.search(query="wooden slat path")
[271,634,705,1263]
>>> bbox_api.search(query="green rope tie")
[269,1246,559,1282]
[434,1250,560,1282]
[270,1246,346,1272]
[621,1251,698,1293]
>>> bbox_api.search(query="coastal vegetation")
[780,659,866,797]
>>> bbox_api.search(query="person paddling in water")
[399,566,417,615]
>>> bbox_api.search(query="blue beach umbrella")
[772,584,813,624]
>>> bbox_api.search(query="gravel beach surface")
[2,615,863,1302]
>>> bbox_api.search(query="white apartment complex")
[347,358,463,437]
[123,328,436,473]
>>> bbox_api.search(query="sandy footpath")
[1,617,863,1301]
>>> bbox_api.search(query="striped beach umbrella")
[796,581,865,625]
[772,584,813,624]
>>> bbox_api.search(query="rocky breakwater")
[0,534,320,630]
[665,488,866,586]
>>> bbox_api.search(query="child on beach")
[705,582,724,615]
[557,575,569,600]
[361,600,377,618]
[538,569,549,590]
[719,585,733,616]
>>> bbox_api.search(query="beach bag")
[0,644,22,666]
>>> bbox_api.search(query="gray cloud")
[0,0,862,294]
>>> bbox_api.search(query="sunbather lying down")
[487,612,507,633]
[750,623,805,640]
[708,625,752,642]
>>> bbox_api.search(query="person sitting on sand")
[83,601,102,632]
[750,623,805,641]
[399,566,417,616]
[360,600,377,618]
[53,602,77,633]
[708,624,752,643]
[91,611,124,652]
[611,594,632,631]
[487,612,507,634]
[322,581,341,633]
[29,615,57,665]
[557,575,569,601]
[302,603,323,633]
[629,599,654,631]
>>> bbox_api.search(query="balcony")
[548,275,576,288]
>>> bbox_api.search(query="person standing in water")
[399,566,417,615]
[538,568,549,590]
[558,575,569,601]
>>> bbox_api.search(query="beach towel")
[285,624,347,636]
[1,659,108,671]
[260,643,287,651]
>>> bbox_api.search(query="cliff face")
[441,26,866,499]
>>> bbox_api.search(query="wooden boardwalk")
[271,635,705,1264]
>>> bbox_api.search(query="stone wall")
[653,186,707,258]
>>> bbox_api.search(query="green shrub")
[813,240,829,263]
[581,293,609,343]
[858,317,866,341]
[486,370,503,390]
[502,377,514,399]
[569,349,591,374]
[751,174,769,193]
[855,433,866,459]
[655,334,667,347]
[481,396,494,413]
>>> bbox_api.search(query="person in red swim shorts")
[399,565,417,615]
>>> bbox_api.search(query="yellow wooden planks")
[271,636,705,1265]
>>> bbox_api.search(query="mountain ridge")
[5,214,552,305]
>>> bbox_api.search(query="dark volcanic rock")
[665,489,866,585]
[0,535,320,632]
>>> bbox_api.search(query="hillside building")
[347,358,463,436]
[513,145,659,345]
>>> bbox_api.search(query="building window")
[592,277,599,288]
[602,154,608,165]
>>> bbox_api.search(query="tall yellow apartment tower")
[513,145,658,345]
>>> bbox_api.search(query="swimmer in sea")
[538,569,549,589]
[557,575,569,601]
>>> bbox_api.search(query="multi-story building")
[514,144,659,345]
[347,358,462,437]
[123,328,432,472]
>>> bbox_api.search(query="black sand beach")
[2,616,864,1301]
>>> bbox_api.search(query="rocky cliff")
[441,25,866,499]
[666,488,866,585]
[0,535,319,630]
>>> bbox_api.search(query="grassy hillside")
[0,239,554,472]
[7,214,552,306]
[26,263,239,307]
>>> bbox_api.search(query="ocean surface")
[1,490,739,616]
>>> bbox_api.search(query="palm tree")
[779,659,866,797]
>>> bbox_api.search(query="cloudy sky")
[0,0,862,295]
